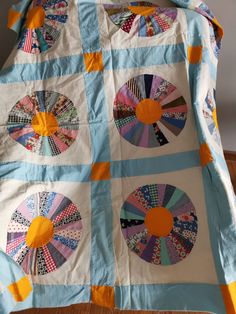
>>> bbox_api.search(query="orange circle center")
[32,112,59,136]
[144,207,173,237]
[128,6,157,17]
[136,99,163,124]
[26,216,54,249]
[26,6,45,29]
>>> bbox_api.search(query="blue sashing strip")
[0,250,28,287]
[0,162,91,182]
[0,290,17,314]
[0,150,200,182]
[111,150,200,178]
[0,250,32,314]
[0,55,85,84]
[185,6,236,292]
[13,284,90,311]
[203,165,236,284]
[103,43,186,70]
[0,44,185,84]
[115,283,226,313]
[77,0,115,286]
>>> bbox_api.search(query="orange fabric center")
[26,216,54,249]
[136,99,163,124]
[26,6,45,29]
[145,207,173,237]
[128,6,157,17]
[32,112,59,136]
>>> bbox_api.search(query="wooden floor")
[225,151,236,193]
[14,304,208,314]
[13,151,236,314]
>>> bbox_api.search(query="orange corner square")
[91,285,115,309]
[221,282,236,314]
[84,51,104,72]
[200,143,213,167]
[7,8,21,29]
[91,162,111,181]
[8,276,32,302]
[188,46,203,64]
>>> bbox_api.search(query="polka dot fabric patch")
[121,184,198,265]
[7,91,79,156]
[18,0,69,54]
[6,192,83,275]
[104,1,178,37]
[113,74,188,148]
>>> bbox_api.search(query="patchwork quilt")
[0,0,236,313]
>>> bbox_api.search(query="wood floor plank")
[14,304,208,314]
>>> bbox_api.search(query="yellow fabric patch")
[32,112,59,136]
[7,9,21,29]
[199,143,213,167]
[213,17,224,38]
[212,108,219,130]
[188,46,203,64]
[91,286,115,309]
[91,162,111,181]
[221,282,236,314]
[26,6,45,30]
[136,99,162,124]
[8,276,32,302]
[26,216,54,249]
[145,207,173,237]
[84,52,104,72]
[127,6,156,17]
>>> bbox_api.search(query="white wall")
[0,0,235,150]
[205,0,236,151]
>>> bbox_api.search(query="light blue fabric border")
[0,250,32,314]
[0,162,91,182]
[111,150,200,178]
[103,43,186,70]
[77,1,100,52]
[0,55,85,84]
[10,282,226,314]
[202,166,236,285]
[0,44,185,84]
[115,283,226,313]
[0,150,200,182]
[13,284,90,312]
[185,8,236,289]
[90,181,114,286]
[0,290,16,314]
[0,250,28,287]
[77,0,115,286]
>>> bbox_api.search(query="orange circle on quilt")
[144,207,173,237]
[136,99,163,124]
[128,6,156,17]
[26,6,45,29]
[26,216,54,248]
[32,112,59,136]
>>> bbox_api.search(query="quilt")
[0,0,236,313]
